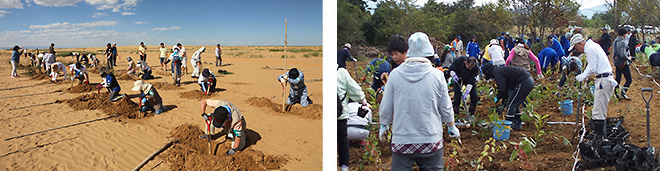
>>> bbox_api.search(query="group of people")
[8,41,285,157]
[337,25,629,169]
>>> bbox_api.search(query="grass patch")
[311,52,320,57]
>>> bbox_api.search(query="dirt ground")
[0,45,322,170]
[345,58,660,171]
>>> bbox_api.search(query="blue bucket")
[558,100,574,115]
[493,120,512,141]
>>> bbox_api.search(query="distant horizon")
[4,44,322,50]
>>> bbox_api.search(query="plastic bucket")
[558,100,574,115]
[493,120,512,141]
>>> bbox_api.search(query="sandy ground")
[0,46,322,170]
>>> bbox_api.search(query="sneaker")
[621,93,631,100]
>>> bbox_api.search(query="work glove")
[448,125,460,138]
[201,113,212,122]
[141,97,147,104]
[450,71,459,83]
[279,77,286,83]
[575,74,586,82]
[537,74,544,79]
[379,124,389,141]
[361,99,372,109]
[226,148,238,155]
[84,81,89,85]
[140,93,146,98]
[494,97,498,103]
[562,65,567,71]
[462,84,473,101]
[352,58,357,62]
[96,84,103,89]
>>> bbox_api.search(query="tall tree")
[338,0,369,45]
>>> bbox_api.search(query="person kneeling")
[132,80,165,115]
[198,69,216,94]
[200,99,247,155]
[136,60,153,80]
[277,68,312,108]
[346,102,372,146]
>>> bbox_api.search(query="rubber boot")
[591,119,606,141]
[506,114,517,130]
[621,87,631,100]
[512,113,522,131]
[614,86,621,99]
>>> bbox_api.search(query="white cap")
[568,34,584,52]
[490,39,498,45]
[406,32,434,58]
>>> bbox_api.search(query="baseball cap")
[490,39,498,45]
[568,34,585,52]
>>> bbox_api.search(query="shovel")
[203,115,213,155]
[206,81,212,96]
[642,88,653,148]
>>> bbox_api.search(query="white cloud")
[151,26,180,31]
[120,11,134,15]
[91,12,107,17]
[29,20,117,30]
[0,0,23,9]
[151,27,167,31]
[30,0,81,7]
[83,0,139,14]
[0,9,9,17]
[134,21,148,24]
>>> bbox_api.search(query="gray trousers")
[592,76,615,120]
[392,148,444,171]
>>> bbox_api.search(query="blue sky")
[0,0,322,48]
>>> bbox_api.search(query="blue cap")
[457,36,461,40]
[502,32,506,35]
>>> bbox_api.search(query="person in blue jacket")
[538,47,557,72]
[367,58,391,91]
[561,32,571,56]
[98,67,123,102]
[278,68,312,108]
[546,35,565,70]
[466,36,480,58]
[10,45,25,78]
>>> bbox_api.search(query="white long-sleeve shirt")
[191,47,205,62]
[576,40,613,81]
[337,67,365,120]
[215,47,221,57]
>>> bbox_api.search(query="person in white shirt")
[42,53,56,72]
[191,47,206,78]
[170,46,182,85]
[487,39,506,66]
[198,69,216,94]
[68,62,89,84]
[177,43,188,74]
[215,44,222,66]
[569,34,618,141]
[346,102,372,142]
[159,43,168,67]
[49,62,67,81]
[136,60,153,80]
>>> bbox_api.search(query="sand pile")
[115,73,136,80]
[64,93,148,119]
[64,83,97,93]
[162,124,288,170]
[246,97,322,120]
[150,82,181,90]
[179,90,217,100]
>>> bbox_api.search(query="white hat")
[131,80,152,92]
[406,32,434,58]
[343,43,351,50]
[568,34,584,52]
[490,39,498,45]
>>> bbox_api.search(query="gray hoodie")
[379,58,454,148]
